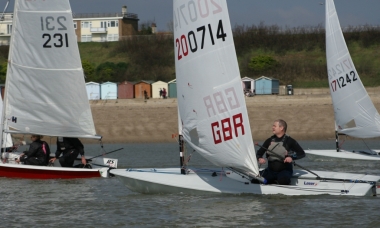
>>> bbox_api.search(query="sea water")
[1,140,380,227]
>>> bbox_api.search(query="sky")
[1,0,379,32]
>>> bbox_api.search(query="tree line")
[0,23,379,86]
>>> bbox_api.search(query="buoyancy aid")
[267,135,289,162]
[57,137,66,151]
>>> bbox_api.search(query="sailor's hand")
[81,156,86,165]
[258,158,266,164]
[49,157,56,163]
[284,157,293,163]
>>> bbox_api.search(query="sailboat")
[0,94,13,151]
[0,0,118,179]
[305,0,380,160]
[110,0,380,196]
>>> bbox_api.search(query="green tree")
[95,62,129,82]
[248,55,279,73]
[82,60,96,82]
[0,62,7,83]
[138,21,154,35]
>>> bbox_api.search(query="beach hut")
[152,81,168,98]
[168,79,177,98]
[100,81,117,99]
[134,80,153,99]
[241,76,255,94]
[255,76,279,95]
[85,82,100,100]
[118,81,135,99]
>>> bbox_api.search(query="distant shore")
[88,88,380,144]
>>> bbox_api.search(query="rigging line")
[0,1,9,25]
[338,138,345,149]
[270,184,345,194]
[86,147,123,161]
[361,138,373,154]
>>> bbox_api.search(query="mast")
[179,134,186,174]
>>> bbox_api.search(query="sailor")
[49,137,86,167]
[16,135,50,166]
[256,119,305,185]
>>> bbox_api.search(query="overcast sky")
[1,0,379,31]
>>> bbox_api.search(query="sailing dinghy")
[111,0,380,196]
[0,94,13,151]
[0,0,118,179]
[306,0,380,160]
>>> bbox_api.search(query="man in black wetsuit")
[256,119,305,185]
[49,137,86,167]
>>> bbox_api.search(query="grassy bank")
[1,24,379,87]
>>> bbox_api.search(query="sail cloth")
[173,0,259,175]
[3,0,98,138]
[326,0,380,138]
[0,95,13,148]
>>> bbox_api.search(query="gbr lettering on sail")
[174,0,226,61]
[203,87,245,144]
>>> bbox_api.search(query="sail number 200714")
[40,16,69,48]
[174,0,226,61]
[175,20,226,61]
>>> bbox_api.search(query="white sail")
[3,0,98,138]
[326,0,380,138]
[174,0,259,175]
[0,95,13,148]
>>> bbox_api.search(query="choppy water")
[1,140,380,227]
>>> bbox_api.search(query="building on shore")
[0,6,140,45]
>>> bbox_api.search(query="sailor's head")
[272,119,287,135]
[31,135,43,141]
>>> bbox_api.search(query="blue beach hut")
[254,76,279,95]
[100,81,117,99]
[85,82,100,100]
[168,79,177,98]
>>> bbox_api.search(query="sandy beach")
[89,88,380,143]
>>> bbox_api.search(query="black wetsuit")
[256,134,305,185]
[55,137,84,167]
[20,140,47,166]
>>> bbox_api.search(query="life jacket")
[40,141,51,165]
[267,135,289,162]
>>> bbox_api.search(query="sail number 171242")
[330,70,357,92]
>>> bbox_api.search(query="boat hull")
[0,163,107,179]
[306,149,380,160]
[0,154,118,179]
[110,168,380,196]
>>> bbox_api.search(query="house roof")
[85,81,99,85]
[118,80,135,85]
[152,80,168,85]
[255,76,279,81]
[241,76,254,81]
[101,81,117,85]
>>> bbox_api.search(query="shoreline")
[88,90,380,143]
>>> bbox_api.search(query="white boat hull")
[110,168,380,196]
[306,149,380,160]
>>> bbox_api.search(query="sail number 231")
[41,16,69,48]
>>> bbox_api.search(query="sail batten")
[174,0,259,175]
[3,0,98,138]
[326,0,380,138]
